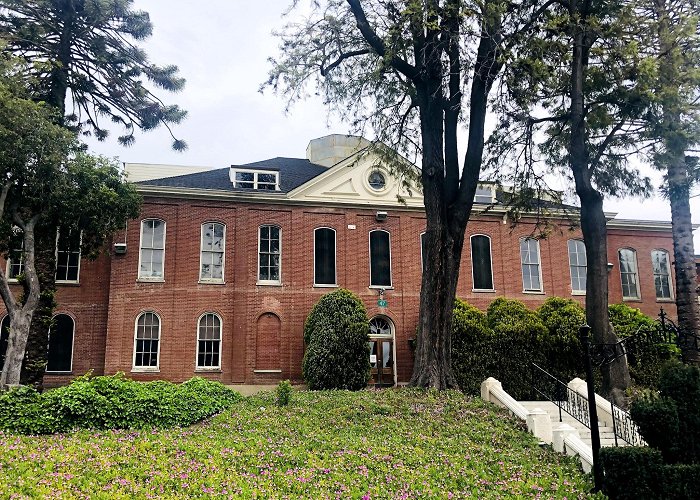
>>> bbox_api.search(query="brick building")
[0,135,686,387]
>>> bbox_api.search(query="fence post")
[580,324,603,492]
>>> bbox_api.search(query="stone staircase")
[519,401,624,448]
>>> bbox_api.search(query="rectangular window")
[474,186,494,204]
[200,222,225,282]
[651,250,672,300]
[139,219,166,280]
[471,235,494,290]
[233,169,279,190]
[568,239,587,294]
[369,230,392,287]
[56,230,81,283]
[258,225,281,283]
[520,238,542,292]
[619,249,640,299]
[7,245,23,280]
[314,228,336,285]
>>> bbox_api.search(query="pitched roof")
[138,157,328,193]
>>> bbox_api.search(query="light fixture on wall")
[375,211,388,222]
[607,262,614,273]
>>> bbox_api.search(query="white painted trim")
[137,219,166,281]
[313,227,337,286]
[195,312,222,370]
[55,230,82,285]
[369,315,397,386]
[199,222,226,283]
[567,239,587,294]
[45,313,75,373]
[230,168,280,191]
[519,237,544,293]
[132,311,161,371]
[368,229,393,288]
[254,369,282,373]
[618,247,641,300]
[470,234,495,291]
[257,224,282,285]
[650,248,674,301]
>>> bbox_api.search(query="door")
[368,338,394,387]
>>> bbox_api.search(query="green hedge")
[536,297,586,380]
[0,374,241,434]
[302,289,370,390]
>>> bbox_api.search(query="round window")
[369,316,392,336]
[368,170,386,191]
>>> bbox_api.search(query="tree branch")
[320,49,371,76]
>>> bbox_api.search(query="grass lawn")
[0,388,601,498]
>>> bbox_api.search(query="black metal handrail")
[610,404,646,447]
[531,363,590,428]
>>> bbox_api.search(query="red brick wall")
[0,197,679,386]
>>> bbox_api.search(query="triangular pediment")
[288,150,424,208]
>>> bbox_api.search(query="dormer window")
[231,169,279,191]
[474,185,494,204]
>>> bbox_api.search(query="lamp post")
[580,324,603,492]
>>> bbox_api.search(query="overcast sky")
[83,0,700,250]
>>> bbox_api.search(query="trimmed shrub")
[0,373,241,434]
[451,299,493,395]
[302,289,370,390]
[610,303,681,388]
[276,380,292,406]
[536,297,585,380]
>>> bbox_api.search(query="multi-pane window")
[520,238,542,292]
[258,225,281,283]
[6,234,24,280]
[200,222,225,281]
[420,232,427,272]
[56,231,81,282]
[568,239,587,294]
[46,314,74,372]
[369,230,392,287]
[474,186,494,204]
[233,170,279,190]
[618,248,640,299]
[197,313,222,369]
[139,219,165,280]
[471,235,494,290]
[314,227,336,285]
[651,249,673,300]
[133,312,160,369]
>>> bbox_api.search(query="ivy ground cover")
[0,388,601,498]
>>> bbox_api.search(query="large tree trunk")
[569,5,629,404]
[20,224,57,389]
[1,310,33,387]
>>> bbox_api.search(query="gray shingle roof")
[138,157,328,193]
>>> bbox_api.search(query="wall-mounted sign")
[377,299,388,307]
[369,354,377,364]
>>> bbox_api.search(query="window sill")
[253,369,282,374]
[137,278,165,284]
[656,298,675,303]
[195,368,222,373]
[622,297,642,302]
[256,281,282,287]
[45,371,73,375]
[571,291,586,296]
[314,284,339,288]
[523,290,545,295]
[472,289,496,293]
[369,286,394,290]
[198,280,226,285]
[56,281,80,287]
[131,368,160,373]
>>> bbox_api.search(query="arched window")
[0,316,9,370]
[197,313,222,369]
[258,225,281,284]
[46,314,74,372]
[520,238,542,292]
[200,222,225,282]
[470,235,493,290]
[651,249,673,300]
[567,239,587,294]
[139,219,166,280]
[369,230,392,287]
[618,248,640,299]
[133,312,160,369]
[314,227,337,286]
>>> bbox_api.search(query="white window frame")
[470,234,495,291]
[369,229,393,289]
[6,227,24,282]
[196,312,223,370]
[199,222,226,283]
[474,185,495,204]
[257,224,282,285]
[45,314,75,373]
[313,227,338,287]
[651,249,674,301]
[132,311,161,372]
[519,237,543,293]
[137,219,166,282]
[55,230,82,284]
[618,248,641,300]
[567,239,587,295]
[231,169,280,191]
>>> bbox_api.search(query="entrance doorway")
[368,316,395,387]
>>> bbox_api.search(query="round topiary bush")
[451,299,494,395]
[537,297,585,379]
[302,289,370,390]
